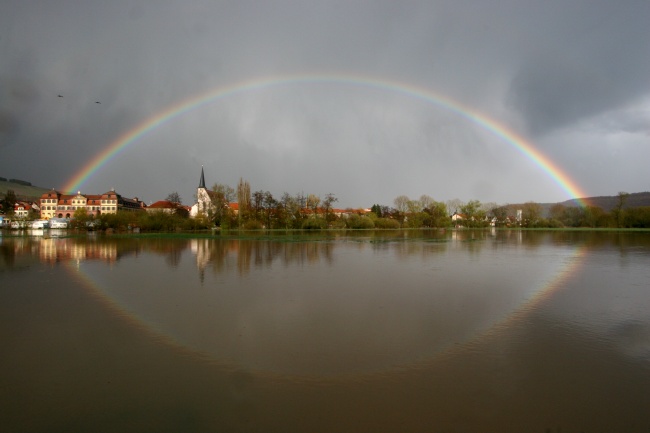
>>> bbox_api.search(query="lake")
[1,230,649,432]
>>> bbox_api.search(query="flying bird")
[95,101,101,104]
[58,95,63,97]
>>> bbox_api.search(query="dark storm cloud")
[507,0,650,136]
[1,0,649,206]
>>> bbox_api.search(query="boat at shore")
[30,220,50,229]
[48,218,68,229]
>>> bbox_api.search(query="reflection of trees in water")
[190,239,336,278]
[139,239,191,268]
[0,242,16,267]
[235,240,335,275]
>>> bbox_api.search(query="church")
[190,167,216,218]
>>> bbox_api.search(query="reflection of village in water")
[3,229,645,278]
[1,230,499,273]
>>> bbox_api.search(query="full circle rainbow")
[62,74,588,205]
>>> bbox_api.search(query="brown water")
[1,230,649,432]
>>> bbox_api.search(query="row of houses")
[38,189,145,219]
[4,168,372,225]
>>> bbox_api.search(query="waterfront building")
[40,189,145,219]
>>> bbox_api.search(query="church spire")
[199,166,206,189]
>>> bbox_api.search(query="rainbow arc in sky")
[62,74,589,206]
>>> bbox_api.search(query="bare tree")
[446,198,464,215]
[614,191,629,228]
[393,195,410,214]
[166,192,182,204]
[419,195,436,211]
[237,178,251,212]
[322,193,338,222]
[306,194,321,218]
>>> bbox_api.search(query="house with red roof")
[14,201,39,218]
[146,200,190,215]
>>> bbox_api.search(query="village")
[0,167,507,231]
[1,168,649,230]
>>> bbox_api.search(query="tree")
[1,189,17,215]
[520,202,542,227]
[306,194,321,218]
[252,190,264,220]
[261,191,276,228]
[613,191,629,228]
[459,200,484,226]
[562,206,584,227]
[406,199,423,214]
[419,195,436,211]
[322,193,338,223]
[446,198,464,215]
[582,205,608,228]
[279,192,305,229]
[549,204,566,225]
[166,192,182,204]
[71,207,92,229]
[393,195,409,214]
[393,195,410,223]
[491,205,510,226]
[210,183,235,227]
[237,178,251,215]
[423,201,449,227]
[624,206,650,228]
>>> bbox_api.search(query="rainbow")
[62,74,588,205]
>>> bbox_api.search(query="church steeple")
[199,166,206,189]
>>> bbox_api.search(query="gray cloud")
[1,0,649,207]
[507,0,650,136]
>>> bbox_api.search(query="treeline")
[71,188,650,231]
[0,177,32,186]
[6,181,650,231]
[200,181,400,230]
[70,207,207,232]
[499,192,650,228]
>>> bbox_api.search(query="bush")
[624,207,650,228]
[542,218,564,228]
[330,219,347,229]
[345,214,375,229]
[373,217,401,229]
[179,217,210,231]
[242,220,264,230]
[302,218,327,230]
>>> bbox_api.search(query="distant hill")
[553,192,650,212]
[511,192,650,217]
[0,180,51,201]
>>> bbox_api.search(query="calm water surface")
[1,230,649,432]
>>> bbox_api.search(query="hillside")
[507,192,650,217]
[554,192,650,212]
[0,180,51,201]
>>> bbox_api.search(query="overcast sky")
[1,0,648,208]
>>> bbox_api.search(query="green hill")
[0,180,51,201]
[557,192,650,212]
